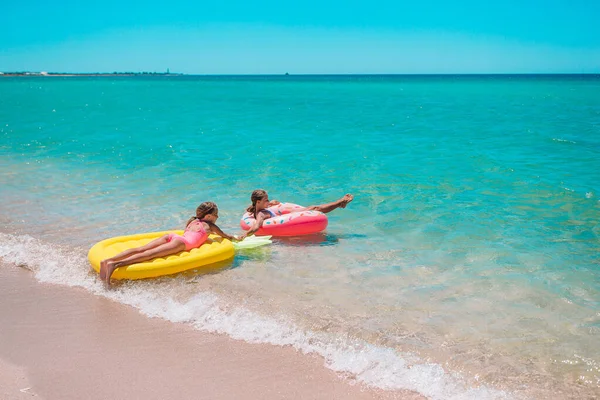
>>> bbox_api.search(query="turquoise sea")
[1,75,599,399]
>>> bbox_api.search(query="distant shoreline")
[1,72,598,78]
[0,72,184,77]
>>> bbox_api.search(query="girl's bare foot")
[105,261,118,287]
[99,260,108,280]
[339,194,354,208]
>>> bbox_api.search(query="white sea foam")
[0,233,514,400]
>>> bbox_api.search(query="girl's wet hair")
[186,201,218,227]
[246,189,268,217]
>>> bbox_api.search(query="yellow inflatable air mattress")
[88,230,235,280]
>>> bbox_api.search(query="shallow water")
[1,75,599,399]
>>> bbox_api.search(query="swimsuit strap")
[256,208,275,218]
[188,218,207,230]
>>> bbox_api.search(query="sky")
[1,0,599,74]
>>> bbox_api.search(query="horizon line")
[2,72,600,76]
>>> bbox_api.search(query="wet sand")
[0,359,42,400]
[0,265,422,400]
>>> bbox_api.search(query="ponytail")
[185,216,197,228]
[246,189,268,218]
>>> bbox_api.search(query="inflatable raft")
[88,230,235,280]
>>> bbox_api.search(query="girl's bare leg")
[104,240,186,287]
[306,194,354,213]
[100,235,170,280]
[275,194,354,215]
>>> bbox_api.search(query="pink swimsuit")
[167,220,209,251]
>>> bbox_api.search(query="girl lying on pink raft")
[240,189,354,238]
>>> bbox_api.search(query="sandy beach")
[0,265,422,400]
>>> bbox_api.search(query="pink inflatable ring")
[240,203,328,236]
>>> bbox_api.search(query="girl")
[99,202,240,287]
[241,189,353,238]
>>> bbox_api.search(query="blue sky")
[1,0,599,74]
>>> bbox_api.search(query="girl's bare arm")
[240,212,267,239]
[205,222,240,241]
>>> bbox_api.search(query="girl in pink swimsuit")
[100,202,241,287]
[166,218,208,251]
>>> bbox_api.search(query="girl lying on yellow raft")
[99,202,241,287]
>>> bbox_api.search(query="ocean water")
[1,75,599,399]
